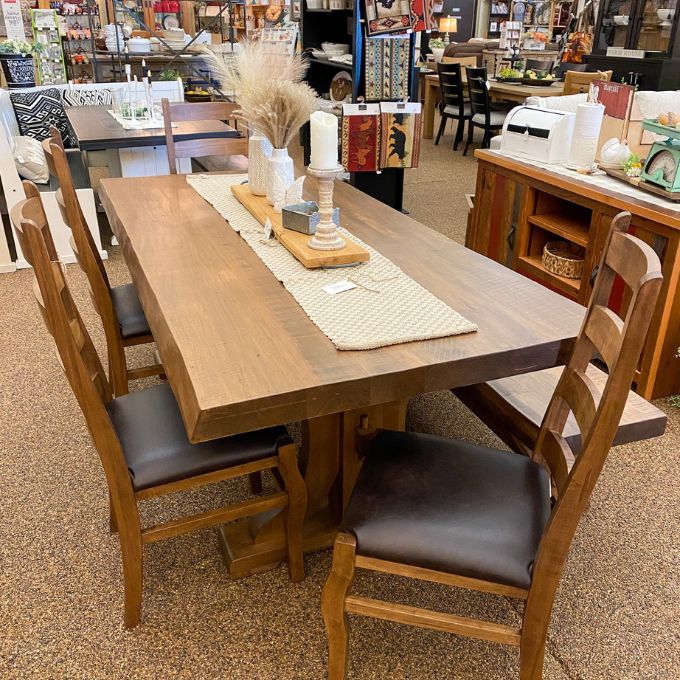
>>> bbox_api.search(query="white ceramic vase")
[266,147,294,207]
[248,134,272,196]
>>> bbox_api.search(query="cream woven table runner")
[186,173,477,350]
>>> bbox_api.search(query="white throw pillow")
[13,135,49,184]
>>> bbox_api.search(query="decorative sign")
[606,47,645,59]
[2,0,27,41]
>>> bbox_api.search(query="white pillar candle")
[310,111,338,170]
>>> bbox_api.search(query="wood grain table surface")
[99,172,584,577]
[65,105,240,151]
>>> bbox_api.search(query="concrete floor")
[1,126,679,679]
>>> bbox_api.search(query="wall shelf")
[527,213,590,247]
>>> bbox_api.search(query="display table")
[468,149,680,399]
[422,75,564,139]
[66,105,242,179]
[100,171,584,578]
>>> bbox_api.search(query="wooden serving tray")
[603,167,680,203]
[231,184,370,268]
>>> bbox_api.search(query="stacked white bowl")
[104,24,125,53]
[161,28,187,52]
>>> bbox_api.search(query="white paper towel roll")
[567,103,605,168]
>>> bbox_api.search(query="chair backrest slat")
[162,99,246,174]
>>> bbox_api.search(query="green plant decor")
[158,68,181,81]
[623,153,643,178]
[429,38,445,49]
[0,40,43,56]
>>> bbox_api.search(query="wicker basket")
[542,241,585,279]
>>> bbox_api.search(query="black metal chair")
[463,66,506,156]
[435,61,471,151]
[524,58,555,73]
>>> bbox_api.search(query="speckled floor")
[1,129,679,679]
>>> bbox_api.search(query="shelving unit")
[32,8,68,85]
[60,1,101,83]
[301,0,417,210]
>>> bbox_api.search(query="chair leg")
[435,114,447,145]
[117,508,143,628]
[481,128,491,149]
[277,443,307,583]
[464,122,475,156]
[322,533,357,680]
[519,579,557,680]
[108,346,129,397]
[109,490,118,534]
[454,117,465,151]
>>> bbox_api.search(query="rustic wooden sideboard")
[468,150,680,399]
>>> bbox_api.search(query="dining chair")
[15,194,307,628]
[321,213,663,680]
[435,61,471,151]
[161,99,249,174]
[40,124,90,189]
[563,69,612,95]
[42,140,162,397]
[463,66,506,156]
[524,58,555,73]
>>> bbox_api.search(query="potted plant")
[0,40,42,89]
[429,38,446,62]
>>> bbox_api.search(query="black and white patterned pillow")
[62,88,113,107]
[9,88,76,148]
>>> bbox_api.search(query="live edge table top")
[99,173,584,443]
[65,105,239,151]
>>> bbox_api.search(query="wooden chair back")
[10,181,58,265]
[437,61,466,111]
[529,212,662,612]
[14,197,138,547]
[161,99,248,174]
[44,141,127,392]
[562,69,612,95]
[441,55,478,69]
[41,125,64,178]
[466,66,490,123]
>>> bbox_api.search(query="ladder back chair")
[435,61,471,151]
[321,213,663,680]
[161,99,248,174]
[43,139,162,397]
[464,65,506,156]
[562,69,612,95]
[15,195,307,628]
[524,58,555,73]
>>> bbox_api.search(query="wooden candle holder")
[307,165,345,251]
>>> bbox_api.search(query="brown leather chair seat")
[107,383,292,491]
[341,430,552,590]
[110,283,151,339]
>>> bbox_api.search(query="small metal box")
[281,201,340,235]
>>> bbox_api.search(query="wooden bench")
[454,364,667,455]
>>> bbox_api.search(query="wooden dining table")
[99,172,584,579]
[422,74,566,139]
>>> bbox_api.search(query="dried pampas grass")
[202,41,317,149]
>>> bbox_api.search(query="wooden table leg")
[423,79,437,140]
[217,401,407,579]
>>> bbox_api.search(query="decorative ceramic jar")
[248,134,272,196]
[266,147,294,206]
